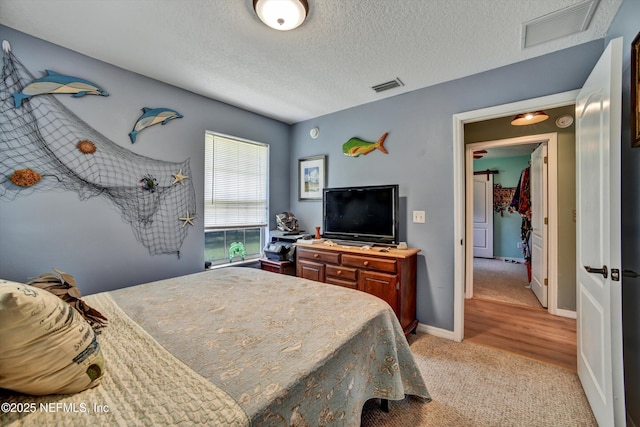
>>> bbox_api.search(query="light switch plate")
[412,210,425,223]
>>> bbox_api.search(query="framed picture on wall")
[632,31,640,147]
[298,155,326,201]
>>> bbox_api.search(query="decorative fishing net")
[0,42,196,256]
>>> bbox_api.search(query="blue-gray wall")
[606,0,640,423]
[290,40,604,331]
[0,25,291,294]
[474,155,530,260]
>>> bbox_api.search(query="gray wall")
[290,41,604,331]
[0,25,291,295]
[605,0,640,423]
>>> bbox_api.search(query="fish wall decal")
[129,107,183,143]
[342,132,389,157]
[12,70,109,108]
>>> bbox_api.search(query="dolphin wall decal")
[129,107,183,143]
[12,70,109,108]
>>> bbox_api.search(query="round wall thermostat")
[555,115,573,128]
[310,127,319,139]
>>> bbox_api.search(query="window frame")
[204,131,269,266]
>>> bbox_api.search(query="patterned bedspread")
[1,267,429,426]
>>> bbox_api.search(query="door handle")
[585,265,608,279]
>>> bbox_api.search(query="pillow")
[0,279,105,395]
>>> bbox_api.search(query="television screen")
[322,184,399,245]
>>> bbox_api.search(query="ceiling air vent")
[522,0,599,49]
[371,78,404,93]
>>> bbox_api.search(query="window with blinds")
[204,132,269,265]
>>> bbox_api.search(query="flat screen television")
[322,184,399,245]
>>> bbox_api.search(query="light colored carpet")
[361,333,595,427]
[473,257,542,309]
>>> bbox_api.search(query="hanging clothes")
[493,184,517,217]
[509,166,531,219]
[510,166,533,282]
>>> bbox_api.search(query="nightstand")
[260,259,295,276]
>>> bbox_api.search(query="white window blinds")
[204,132,269,228]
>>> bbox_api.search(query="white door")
[530,144,548,307]
[576,37,625,426]
[473,174,493,258]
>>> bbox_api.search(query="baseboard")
[417,323,458,342]
[554,308,577,319]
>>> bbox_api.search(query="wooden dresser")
[295,242,420,335]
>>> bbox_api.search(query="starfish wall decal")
[179,210,195,227]
[172,169,189,186]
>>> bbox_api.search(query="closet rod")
[473,169,499,181]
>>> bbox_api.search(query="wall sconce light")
[511,111,549,126]
[253,0,309,31]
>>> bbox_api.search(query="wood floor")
[464,298,577,371]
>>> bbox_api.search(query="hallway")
[473,257,542,309]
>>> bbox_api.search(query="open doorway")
[470,139,548,310]
[460,110,577,370]
[465,133,558,311]
[461,103,578,321]
[452,92,579,343]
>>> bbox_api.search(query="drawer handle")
[313,253,319,258]
[337,270,342,275]
[363,261,369,266]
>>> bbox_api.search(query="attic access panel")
[522,0,599,48]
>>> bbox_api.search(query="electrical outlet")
[412,210,425,223]
[517,242,523,249]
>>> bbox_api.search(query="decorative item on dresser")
[295,242,420,335]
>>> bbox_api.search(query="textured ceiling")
[0,0,623,124]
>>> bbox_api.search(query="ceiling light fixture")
[473,149,487,159]
[510,111,549,126]
[253,0,309,31]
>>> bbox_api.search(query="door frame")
[452,90,578,342]
[465,135,557,307]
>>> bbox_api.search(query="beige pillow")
[0,279,105,395]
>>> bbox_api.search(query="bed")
[1,267,430,426]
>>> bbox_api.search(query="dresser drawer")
[359,271,398,315]
[297,259,326,282]
[326,276,357,290]
[297,248,340,264]
[342,254,397,273]
[326,265,357,281]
